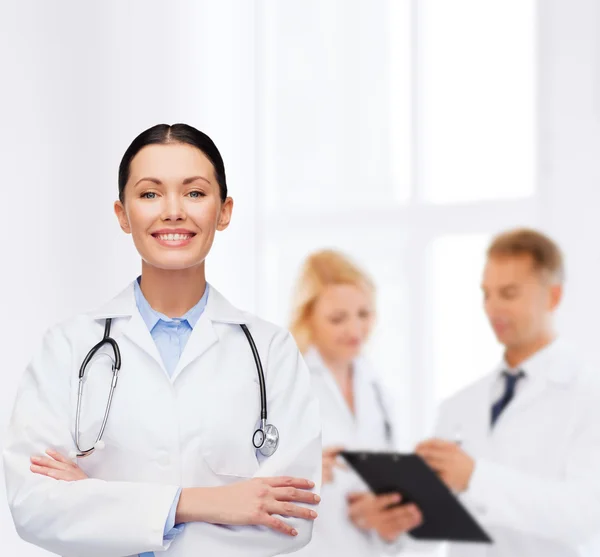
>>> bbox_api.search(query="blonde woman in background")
[290,250,422,557]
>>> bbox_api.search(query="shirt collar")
[89,280,248,324]
[303,346,371,380]
[302,346,327,372]
[133,276,209,332]
[495,337,577,385]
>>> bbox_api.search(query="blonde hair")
[289,249,376,354]
[487,228,565,283]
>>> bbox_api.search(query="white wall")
[0,1,258,554]
[1,0,599,555]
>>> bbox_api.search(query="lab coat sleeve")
[164,489,185,540]
[253,330,322,551]
[3,325,181,557]
[463,401,600,546]
[139,491,185,557]
[372,523,439,554]
[372,531,406,554]
[181,328,322,556]
[379,534,440,555]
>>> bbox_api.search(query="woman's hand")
[347,491,422,542]
[322,445,345,484]
[30,450,88,481]
[177,477,321,536]
[29,452,320,537]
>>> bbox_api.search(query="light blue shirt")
[134,277,209,557]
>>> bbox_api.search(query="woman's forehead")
[129,143,215,179]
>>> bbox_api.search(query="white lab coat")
[434,338,600,557]
[294,348,401,557]
[3,282,322,557]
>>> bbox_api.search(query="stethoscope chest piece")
[253,421,279,457]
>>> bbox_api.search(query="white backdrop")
[1,0,600,555]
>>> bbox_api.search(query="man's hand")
[347,492,422,542]
[415,438,475,492]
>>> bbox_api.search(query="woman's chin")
[141,253,207,272]
[329,346,362,363]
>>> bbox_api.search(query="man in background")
[417,228,600,556]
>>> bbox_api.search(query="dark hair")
[118,123,227,203]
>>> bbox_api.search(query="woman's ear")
[217,197,234,231]
[114,200,131,234]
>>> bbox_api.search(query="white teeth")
[156,233,192,241]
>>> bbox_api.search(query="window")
[259,0,413,211]
[417,0,536,204]
[256,0,538,450]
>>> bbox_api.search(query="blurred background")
[2,0,600,554]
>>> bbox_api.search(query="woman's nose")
[347,319,363,337]
[162,194,185,221]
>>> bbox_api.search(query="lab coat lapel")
[495,375,548,428]
[171,286,248,382]
[353,359,385,447]
[121,309,166,372]
[494,340,575,427]
[88,282,166,373]
[441,373,495,458]
[467,375,497,449]
[326,370,356,426]
[89,282,250,382]
[171,314,218,382]
[304,348,356,428]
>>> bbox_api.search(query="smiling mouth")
[152,233,196,241]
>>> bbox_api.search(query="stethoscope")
[72,318,279,459]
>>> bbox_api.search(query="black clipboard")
[341,451,492,543]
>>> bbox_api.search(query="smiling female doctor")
[289,250,422,557]
[3,124,321,557]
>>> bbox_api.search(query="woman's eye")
[188,191,205,199]
[141,192,157,199]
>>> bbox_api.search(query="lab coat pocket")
[194,378,261,479]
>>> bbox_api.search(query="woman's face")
[114,143,232,271]
[309,284,374,364]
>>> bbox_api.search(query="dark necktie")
[491,370,525,427]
